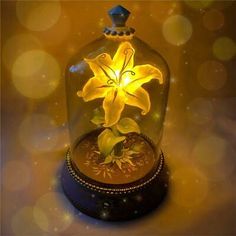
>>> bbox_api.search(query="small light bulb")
[115,70,120,78]
[122,77,131,86]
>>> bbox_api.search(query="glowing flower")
[78,42,163,127]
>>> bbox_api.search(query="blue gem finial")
[108,5,130,27]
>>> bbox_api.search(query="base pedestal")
[61,150,168,221]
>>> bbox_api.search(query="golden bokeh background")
[1,1,236,235]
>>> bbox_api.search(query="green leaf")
[103,155,113,164]
[98,129,125,156]
[116,117,140,134]
[91,116,105,125]
[91,107,105,125]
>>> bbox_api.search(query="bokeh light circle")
[149,2,181,24]
[187,98,213,125]
[35,10,71,46]
[11,207,48,236]
[2,34,42,70]
[184,0,214,10]
[16,0,61,31]
[213,37,236,61]
[47,100,67,125]
[192,135,236,181]
[34,192,74,233]
[12,50,61,99]
[2,160,31,191]
[192,136,226,165]
[170,167,208,207]
[19,114,58,153]
[197,60,227,90]
[162,15,193,46]
[53,126,70,151]
[203,9,224,31]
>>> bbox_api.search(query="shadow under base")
[61,148,169,221]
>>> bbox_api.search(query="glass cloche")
[62,5,170,221]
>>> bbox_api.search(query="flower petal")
[77,76,109,102]
[126,64,163,93]
[103,88,125,127]
[125,87,150,115]
[85,53,117,81]
[113,42,135,72]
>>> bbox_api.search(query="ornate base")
[61,150,168,221]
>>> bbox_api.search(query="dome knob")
[108,5,130,27]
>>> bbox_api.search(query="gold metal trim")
[65,149,164,195]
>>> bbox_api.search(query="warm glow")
[34,192,74,233]
[12,207,46,236]
[12,50,61,99]
[121,76,132,87]
[2,161,31,191]
[16,0,61,31]
[2,34,42,70]
[115,70,120,79]
[78,41,163,127]
[163,15,192,46]
[18,114,58,153]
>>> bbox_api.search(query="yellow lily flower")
[77,42,163,127]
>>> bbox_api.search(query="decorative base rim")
[65,149,165,194]
[61,150,168,221]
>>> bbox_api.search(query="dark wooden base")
[61,150,169,221]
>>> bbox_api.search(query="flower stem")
[111,125,124,156]
[111,125,119,136]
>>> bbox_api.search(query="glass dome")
[62,5,170,221]
[66,35,169,184]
